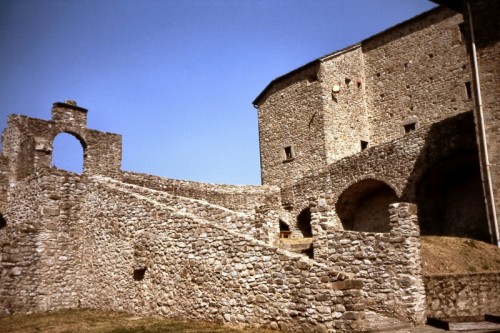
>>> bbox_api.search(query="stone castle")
[0,1,499,332]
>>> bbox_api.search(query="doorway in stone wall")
[336,179,398,232]
[417,151,489,242]
[297,208,313,237]
[52,132,85,174]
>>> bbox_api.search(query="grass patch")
[0,310,278,333]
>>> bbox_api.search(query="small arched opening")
[297,208,313,238]
[279,220,291,238]
[52,132,86,174]
[417,151,489,242]
[336,179,398,232]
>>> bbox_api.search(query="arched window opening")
[0,214,6,229]
[52,132,85,174]
[336,179,398,232]
[417,152,489,242]
[279,220,291,238]
[297,208,313,238]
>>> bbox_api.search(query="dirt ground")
[421,236,500,274]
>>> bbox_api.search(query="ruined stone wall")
[363,7,473,145]
[320,46,370,164]
[312,202,426,325]
[257,63,328,188]
[1,102,122,181]
[122,171,281,214]
[424,272,500,318]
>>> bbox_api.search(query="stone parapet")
[313,202,425,325]
[122,171,281,213]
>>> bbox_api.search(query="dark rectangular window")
[284,146,294,160]
[404,122,416,134]
[465,81,472,100]
[458,23,466,42]
[133,268,146,281]
[361,141,369,151]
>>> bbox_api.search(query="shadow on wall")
[402,112,490,242]
[335,179,398,232]
[417,151,489,242]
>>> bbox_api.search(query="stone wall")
[363,7,473,145]
[122,171,281,214]
[254,7,474,190]
[256,62,328,188]
[319,45,369,164]
[1,102,122,181]
[0,170,87,314]
[78,176,366,332]
[282,112,488,241]
[96,175,278,245]
[424,272,500,318]
[0,155,9,213]
[0,170,368,332]
[312,201,426,325]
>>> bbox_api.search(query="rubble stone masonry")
[1,2,499,332]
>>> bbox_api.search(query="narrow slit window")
[0,214,6,229]
[465,81,472,100]
[360,141,369,151]
[404,122,416,134]
[458,23,465,42]
[284,146,294,160]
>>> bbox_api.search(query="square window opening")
[404,122,416,134]
[133,268,147,281]
[360,141,369,151]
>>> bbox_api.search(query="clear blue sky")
[0,0,436,185]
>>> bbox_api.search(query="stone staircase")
[91,175,274,243]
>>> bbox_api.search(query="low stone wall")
[424,272,500,318]
[122,171,281,213]
[313,201,426,325]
